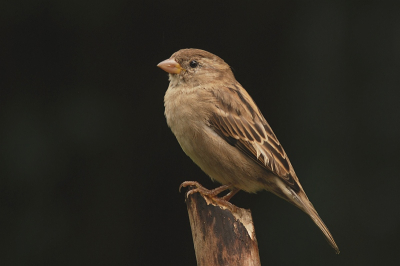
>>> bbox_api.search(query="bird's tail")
[291,190,340,254]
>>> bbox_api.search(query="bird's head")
[157,48,234,87]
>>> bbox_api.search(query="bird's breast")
[164,86,215,158]
[164,87,210,135]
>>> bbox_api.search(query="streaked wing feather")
[209,85,300,191]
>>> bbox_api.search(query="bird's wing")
[208,84,300,191]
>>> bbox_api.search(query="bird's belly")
[175,125,274,193]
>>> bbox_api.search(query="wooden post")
[185,189,261,266]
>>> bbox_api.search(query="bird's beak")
[157,58,184,74]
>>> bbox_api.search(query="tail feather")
[292,190,340,254]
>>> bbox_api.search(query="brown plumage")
[158,48,339,254]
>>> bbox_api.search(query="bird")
[157,48,339,254]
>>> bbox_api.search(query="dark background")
[1,0,399,265]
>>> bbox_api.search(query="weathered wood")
[185,188,261,266]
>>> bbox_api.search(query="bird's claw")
[179,181,231,197]
[179,181,204,193]
[179,181,239,211]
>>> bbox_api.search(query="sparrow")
[158,48,339,254]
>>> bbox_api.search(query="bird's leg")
[179,181,232,197]
[221,188,240,201]
[179,181,239,211]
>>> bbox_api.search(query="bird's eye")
[189,60,199,68]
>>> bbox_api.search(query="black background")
[1,1,400,265]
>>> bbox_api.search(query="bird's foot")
[179,181,239,211]
[179,181,232,197]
